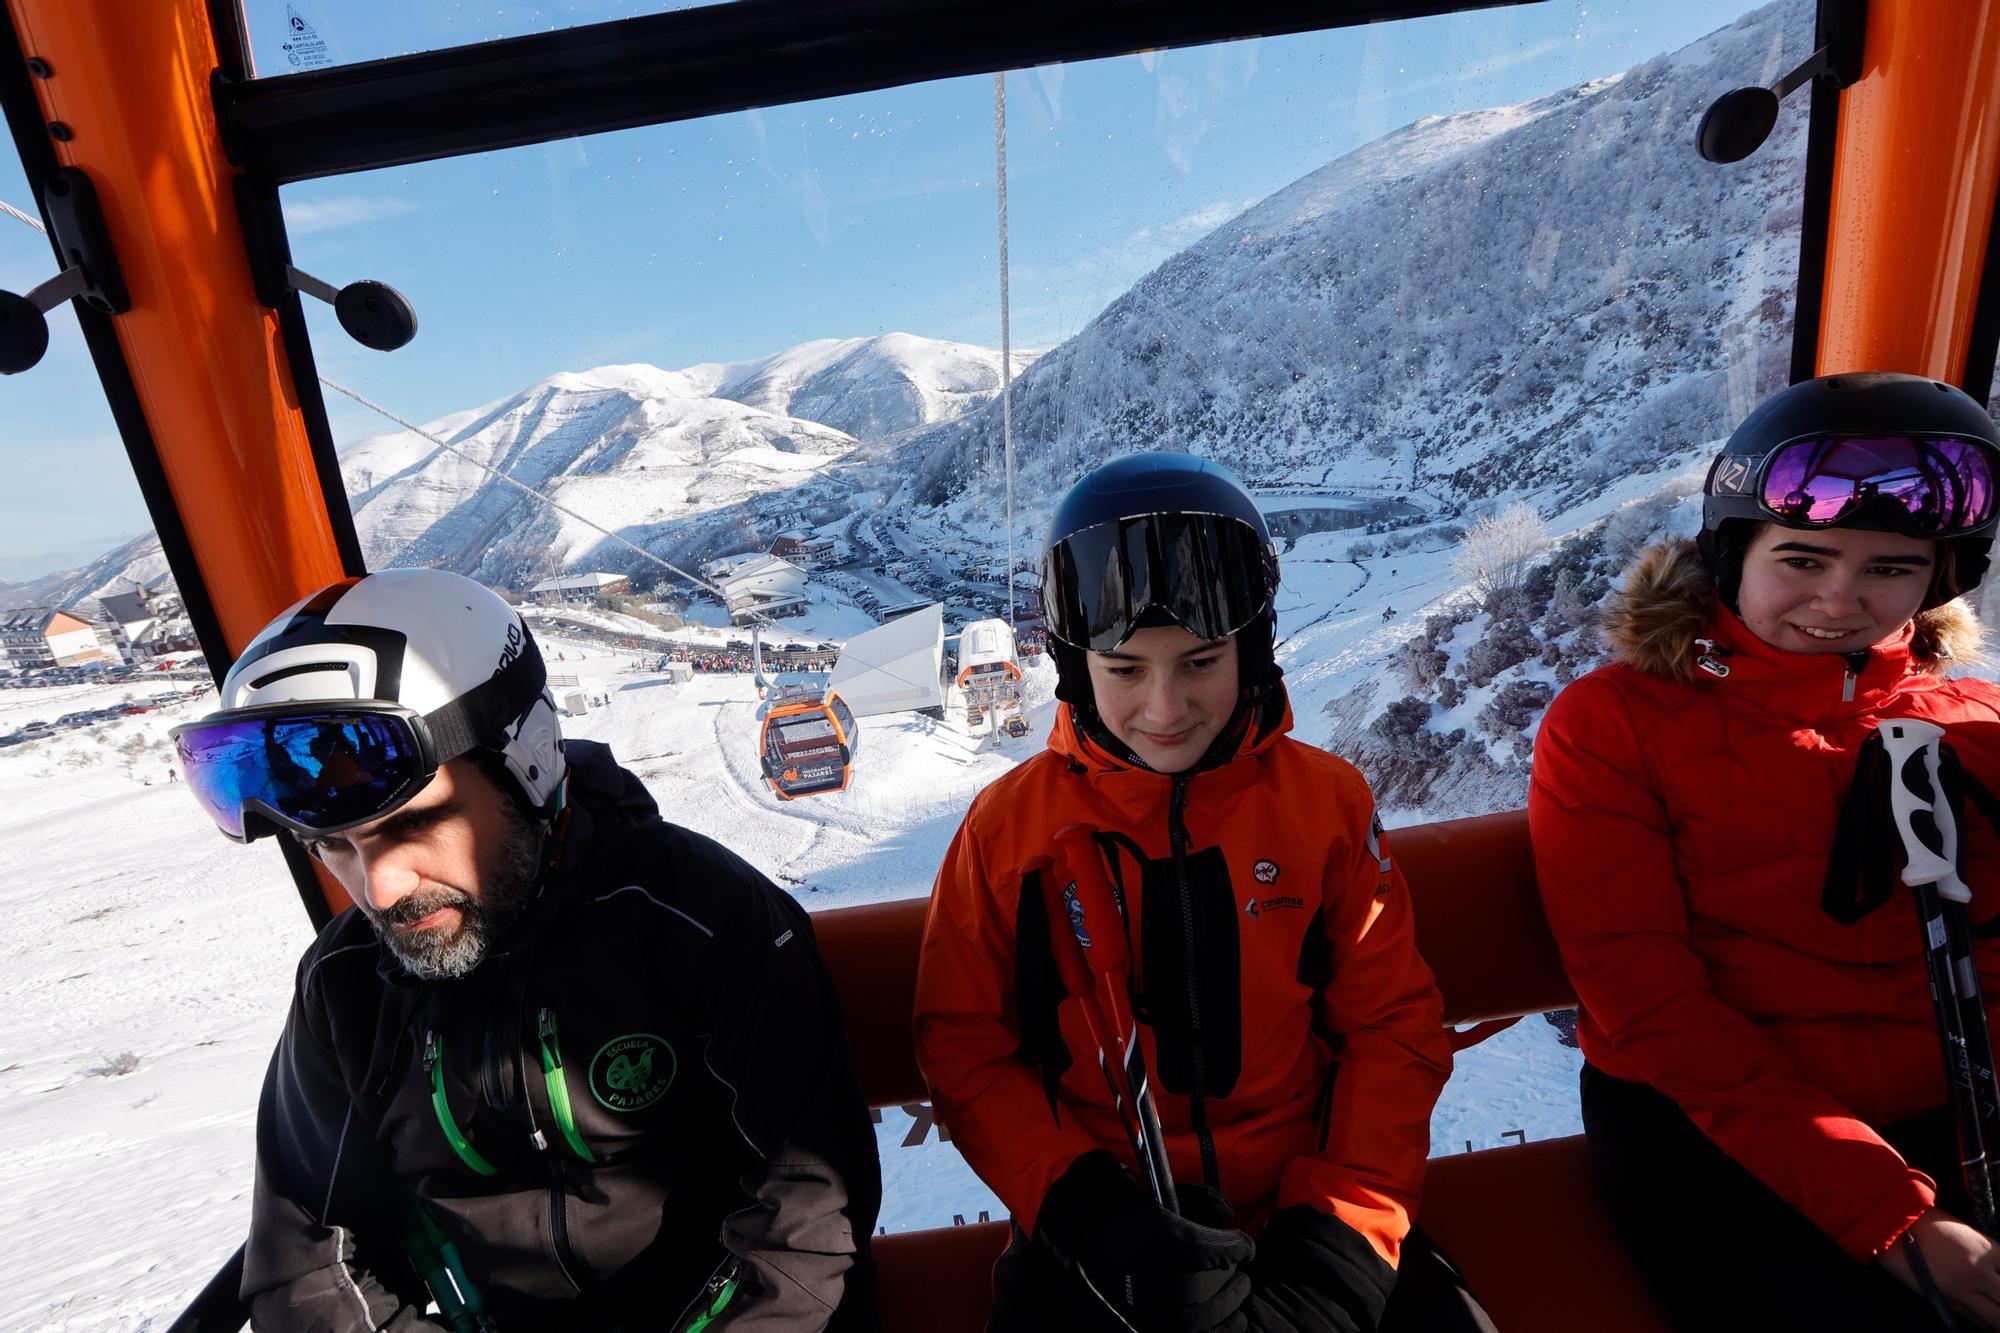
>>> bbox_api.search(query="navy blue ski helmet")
[1699,372,2000,611]
[1040,452,1282,717]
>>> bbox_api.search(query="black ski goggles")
[1042,511,1277,651]
[171,703,446,843]
[1714,435,2000,537]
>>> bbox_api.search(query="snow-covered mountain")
[340,363,863,585]
[335,334,1050,584]
[0,532,170,613]
[907,0,1810,533]
[682,333,1041,443]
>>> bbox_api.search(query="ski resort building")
[0,607,109,669]
[714,553,809,624]
[766,530,835,567]
[528,572,631,603]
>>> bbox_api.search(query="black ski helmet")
[1699,371,2000,611]
[1040,451,1282,720]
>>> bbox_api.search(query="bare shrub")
[87,1051,141,1077]
[1371,696,1452,762]
[1462,617,1541,688]
[1452,503,1549,607]
[1478,679,1556,739]
[1393,639,1449,692]
[1424,604,1477,645]
[1549,571,1606,631]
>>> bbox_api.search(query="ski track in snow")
[0,628,1581,1329]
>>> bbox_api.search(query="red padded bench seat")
[816,809,1671,1333]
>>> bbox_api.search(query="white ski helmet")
[216,569,566,819]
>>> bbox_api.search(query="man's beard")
[371,808,543,980]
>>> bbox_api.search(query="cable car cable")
[0,194,41,231]
[994,72,1017,635]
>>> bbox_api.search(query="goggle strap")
[420,630,546,765]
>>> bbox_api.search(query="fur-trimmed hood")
[1604,537,1984,682]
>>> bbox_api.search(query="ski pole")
[1025,852,1156,1207]
[1881,718,2000,1236]
[1042,825,1177,1213]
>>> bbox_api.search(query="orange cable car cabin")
[761,683,860,800]
[2,0,1998,1330]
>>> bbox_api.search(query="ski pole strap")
[536,1007,597,1164]
[1939,744,2000,937]
[425,1030,499,1177]
[1901,1229,1961,1332]
[1824,730,1897,925]
[399,1194,497,1333]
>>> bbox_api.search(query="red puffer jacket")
[1530,538,2000,1260]
[915,690,1449,1267]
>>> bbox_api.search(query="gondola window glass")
[277,0,1812,872]
[0,157,173,672]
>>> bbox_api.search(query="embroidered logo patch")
[1245,895,1304,919]
[1252,859,1280,885]
[590,1033,676,1112]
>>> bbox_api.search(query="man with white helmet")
[174,569,879,1332]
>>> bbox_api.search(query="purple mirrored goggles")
[1711,435,2000,538]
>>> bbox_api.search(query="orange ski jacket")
[1531,540,2000,1261]
[914,693,1449,1267]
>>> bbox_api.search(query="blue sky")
[0,0,1784,582]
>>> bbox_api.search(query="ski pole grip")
[1879,719,1969,900]
[1053,825,1130,975]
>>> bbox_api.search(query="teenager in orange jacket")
[915,453,1493,1333]
[1531,373,2000,1331]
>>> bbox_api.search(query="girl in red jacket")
[915,453,1494,1333]
[1531,372,2000,1331]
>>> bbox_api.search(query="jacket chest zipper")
[520,992,589,1294]
[545,1153,586,1293]
[1170,777,1219,1189]
[1842,669,1857,703]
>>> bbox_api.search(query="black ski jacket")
[241,741,881,1331]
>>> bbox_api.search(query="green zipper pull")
[680,1264,741,1333]
[426,1029,499,1177]
[537,1007,597,1164]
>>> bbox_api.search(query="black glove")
[1240,1205,1395,1333]
[1034,1150,1256,1332]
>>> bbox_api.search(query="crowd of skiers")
[169,369,2000,1332]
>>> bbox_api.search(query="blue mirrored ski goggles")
[171,704,439,843]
